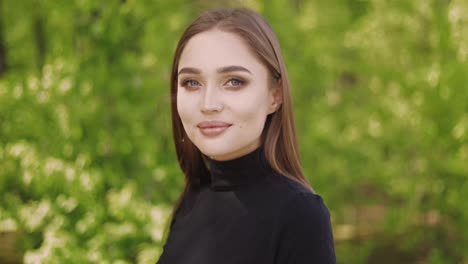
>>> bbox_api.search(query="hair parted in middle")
[169,7,314,215]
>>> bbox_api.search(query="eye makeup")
[179,76,249,90]
[224,77,247,89]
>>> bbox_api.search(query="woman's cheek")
[177,94,195,127]
[232,95,268,119]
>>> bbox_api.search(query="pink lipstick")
[197,121,232,137]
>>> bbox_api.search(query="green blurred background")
[1,0,467,263]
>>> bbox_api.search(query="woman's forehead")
[178,30,267,75]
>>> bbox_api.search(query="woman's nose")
[200,86,223,114]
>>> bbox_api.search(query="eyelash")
[180,78,246,90]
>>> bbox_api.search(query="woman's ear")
[268,79,283,114]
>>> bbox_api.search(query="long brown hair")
[165,7,313,236]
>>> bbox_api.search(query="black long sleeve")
[157,146,336,264]
[274,191,336,264]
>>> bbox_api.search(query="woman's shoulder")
[272,177,336,263]
[264,173,331,217]
[268,172,320,198]
[281,190,330,222]
[268,175,329,223]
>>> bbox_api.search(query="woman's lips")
[197,121,232,137]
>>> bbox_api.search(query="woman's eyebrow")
[217,65,252,75]
[178,67,200,75]
[178,65,252,75]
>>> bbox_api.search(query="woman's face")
[177,29,281,161]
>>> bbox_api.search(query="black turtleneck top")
[156,146,336,264]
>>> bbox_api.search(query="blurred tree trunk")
[290,0,304,10]
[0,0,7,76]
[33,1,45,73]
[0,232,22,264]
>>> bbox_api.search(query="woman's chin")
[198,143,259,161]
[198,147,234,161]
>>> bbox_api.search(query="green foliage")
[1,0,467,263]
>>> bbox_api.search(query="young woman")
[157,7,336,264]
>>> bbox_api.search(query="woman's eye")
[181,79,201,90]
[225,78,245,88]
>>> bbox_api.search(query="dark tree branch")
[0,0,8,76]
[33,3,46,73]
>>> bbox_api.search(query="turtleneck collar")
[204,146,276,191]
